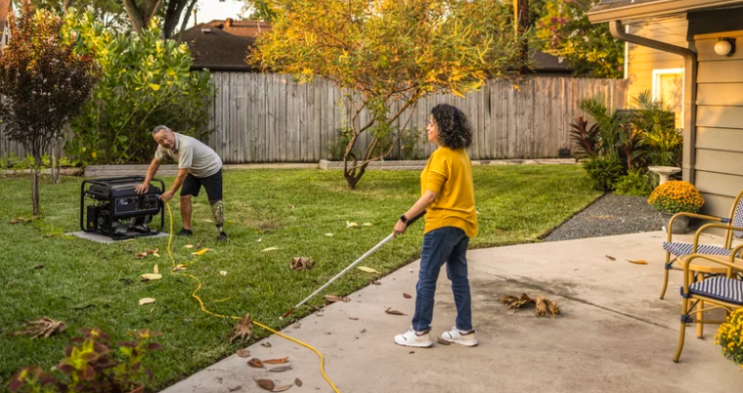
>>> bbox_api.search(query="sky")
[189,0,248,28]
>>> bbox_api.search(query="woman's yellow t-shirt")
[420,147,477,238]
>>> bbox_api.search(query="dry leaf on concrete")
[272,385,292,392]
[256,379,275,391]
[605,255,616,261]
[236,349,251,358]
[263,357,289,365]
[627,259,648,265]
[269,365,293,373]
[248,358,264,368]
[295,378,302,387]
[385,308,406,316]
[498,293,535,310]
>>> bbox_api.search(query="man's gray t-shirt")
[155,132,222,178]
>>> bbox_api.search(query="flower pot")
[662,212,690,234]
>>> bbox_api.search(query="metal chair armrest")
[667,214,728,246]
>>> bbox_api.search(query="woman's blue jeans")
[412,227,472,332]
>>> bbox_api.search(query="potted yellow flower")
[715,308,743,370]
[647,180,705,234]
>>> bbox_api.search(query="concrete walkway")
[161,231,743,393]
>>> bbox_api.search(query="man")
[135,125,228,241]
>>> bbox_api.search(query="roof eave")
[588,0,743,24]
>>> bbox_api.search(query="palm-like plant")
[569,115,601,158]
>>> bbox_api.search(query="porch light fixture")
[714,38,736,57]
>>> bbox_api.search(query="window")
[652,68,684,129]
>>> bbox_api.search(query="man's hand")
[135,183,149,195]
[160,190,175,203]
[393,219,407,237]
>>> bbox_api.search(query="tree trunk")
[514,0,530,75]
[31,166,40,216]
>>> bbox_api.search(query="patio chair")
[660,190,743,299]
[674,246,743,363]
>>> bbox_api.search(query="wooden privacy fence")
[208,73,628,163]
[1,74,628,163]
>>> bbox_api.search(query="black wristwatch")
[399,214,408,223]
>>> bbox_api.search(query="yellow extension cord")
[164,203,340,393]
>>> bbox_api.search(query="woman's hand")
[393,219,407,237]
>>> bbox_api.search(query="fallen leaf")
[229,313,253,344]
[229,386,242,392]
[236,349,251,358]
[34,264,45,269]
[196,242,202,248]
[262,247,279,252]
[263,357,289,365]
[248,358,264,368]
[269,365,293,373]
[153,265,159,274]
[138,298,156,306]
[348,317,359,321]
[191,248,211,256]
[146,248,159,255]
[535,296,548,317]
[257,238,263,243]
[220,271,228,276]
[140,273,162,282]
[357,266,379,274]
[272,385,292,392]
[403,293,412,299]
[261,342,272,348]
[256,379,275,391]
[173,264,188,272]
[605,255,616,261]
[295,378,302,387]
[11,317,67,338]
[290,257,314,271]
[135,252,148,259]
[325,295,350,303]
[409,351,415,354]
[548,299,560,316]
[437,337,451,345]
[325,233,333,237]
[346,221,359,228]
[185,244,194,249]
[290,204,295,209]
[153,253,160,258]
[370,280,381,285]
[385,308,406,316]
[498,293,535,310]
[627,259,648,265]
[362,223,373,227]
[360,329,366,333]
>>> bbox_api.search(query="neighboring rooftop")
[180,19,271,71]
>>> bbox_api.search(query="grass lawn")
[0,165,600,391]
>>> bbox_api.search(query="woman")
[393,103,478,348]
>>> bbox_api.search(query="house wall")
[626,16,688,104]
[693,29,743,218]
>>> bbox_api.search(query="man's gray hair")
[152,125,171,136]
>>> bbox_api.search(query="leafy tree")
[533,0,623,78]
[64,13,216,164]
[253,0,523,188]
[0,3,98,215]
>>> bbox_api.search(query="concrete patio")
[161,231,743,393]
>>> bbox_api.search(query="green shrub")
[63,13,216,165]
[615,169,655,197]
[583,156,624,192]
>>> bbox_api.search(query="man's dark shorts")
[181,168,223,201]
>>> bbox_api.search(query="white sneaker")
[440,327,478,347]
[394,328,433,348]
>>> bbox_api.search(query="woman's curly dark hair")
[431,104,472,149]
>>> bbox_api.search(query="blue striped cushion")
[663,242,732,257]
[734,199,743,238]
[686,276,743,305]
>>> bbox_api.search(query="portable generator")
[80,176,165,240]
